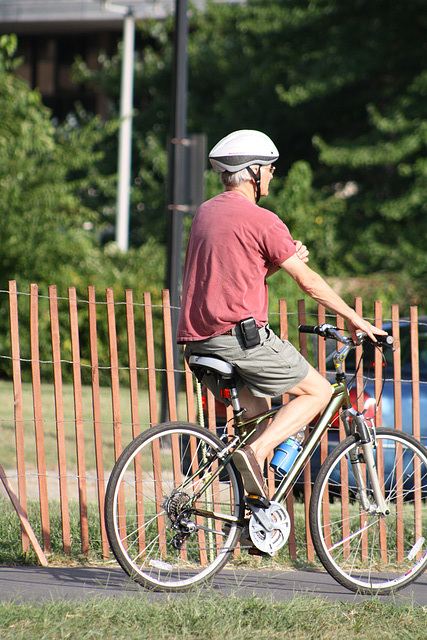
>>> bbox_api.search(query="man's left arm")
[280,254,386,342]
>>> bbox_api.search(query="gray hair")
[220,167,252,188]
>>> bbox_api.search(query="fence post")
[162,289,178,422]
[391,304,402,433]
[30,283,51,553]
[87,286,109,559]
[125,289,140,441]
[69,287,89,556]
[106,288,122,462]
[374,300,387,562]
[8,281,29,553]
[375,301,385,430]
[354,297,364,413]
[410,306,422,560]
[49,285,71,554]
[278,298,298,561]
[143,292,159,427]
[411,306,420,441]
[297,299,314,562]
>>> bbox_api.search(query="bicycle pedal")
[247,546,270,557]
[245,494,271,509]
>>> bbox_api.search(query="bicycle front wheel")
[310,427,427,594]
[105,421,244,591]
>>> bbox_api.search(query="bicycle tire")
[105,421,244,591]
[310,427,427,594]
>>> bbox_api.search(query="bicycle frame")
[186,379,351,522]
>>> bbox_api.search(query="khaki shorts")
[184,324,310,402]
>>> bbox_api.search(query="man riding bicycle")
[177,129,386,499]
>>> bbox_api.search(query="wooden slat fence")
[0,281,423,563]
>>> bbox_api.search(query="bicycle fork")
[344,409,390,516]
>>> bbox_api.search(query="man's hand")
[294,240,309,263]
[345,314,388,344]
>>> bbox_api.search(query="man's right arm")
[279,254,386,342]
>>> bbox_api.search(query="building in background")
[0,0,243,120]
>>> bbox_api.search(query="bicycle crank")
[248,500,291,556]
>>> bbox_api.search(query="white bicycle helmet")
[209,130,279,173]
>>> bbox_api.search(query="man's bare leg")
[238,364,332,469]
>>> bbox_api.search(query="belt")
[222,327,234,336]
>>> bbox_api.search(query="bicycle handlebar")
[298,323,395,348]
[298,324,329,336]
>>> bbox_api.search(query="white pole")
[116,10,135,252]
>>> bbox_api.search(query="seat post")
[227,382,248,437]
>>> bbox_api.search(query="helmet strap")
[247,166,261,203]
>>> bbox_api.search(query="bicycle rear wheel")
[105,421,244,591]
[310,427,427,594]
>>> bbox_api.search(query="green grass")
[0,499,105,565]
[0,496,312,569]
[1,501,426,639]
[0,592,426,639]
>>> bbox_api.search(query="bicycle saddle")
[188,355,235,380]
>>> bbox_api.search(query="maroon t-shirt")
[177,191,296,343]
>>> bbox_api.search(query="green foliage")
[268,161,346,275]
[188,0,426,312]
[0,37,106,293]
[0,35,166,382]
[313,73,427,285]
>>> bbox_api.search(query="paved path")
[1,565,427,605]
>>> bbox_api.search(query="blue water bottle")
[270,428,306,476]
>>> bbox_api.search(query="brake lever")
[356,331,395,351]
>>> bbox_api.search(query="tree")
[313,78,427,280]
[72,21,172,246]
[0,36,102,291]
[189,0,427,311]
[0,35,166,381]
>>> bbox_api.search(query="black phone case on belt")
[239,317,261,348]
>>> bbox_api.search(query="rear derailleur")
[165,490,197,550]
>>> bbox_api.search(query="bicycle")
[105,324,427,594]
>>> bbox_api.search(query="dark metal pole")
[171,0,188,152]
[164,0,189,418]
[166,0,188,311]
